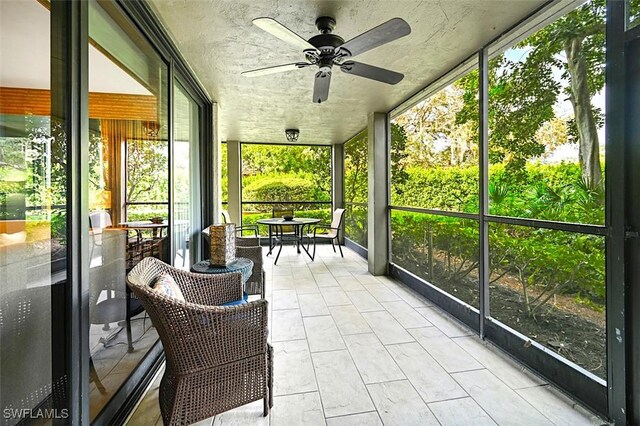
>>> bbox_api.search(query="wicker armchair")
[127,257,273,425]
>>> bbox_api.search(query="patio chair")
[306,208,346,260]
[236,245,266,298]
[127,257,273,424]
[221,210,261,246]
[201,229,266,298]
[270,207,297,250]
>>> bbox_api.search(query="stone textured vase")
[209,223,236,267]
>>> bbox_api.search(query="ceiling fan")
[242,16,411,103]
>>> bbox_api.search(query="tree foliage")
[241,144,331,198]
[458,0,606,186]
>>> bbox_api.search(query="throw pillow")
[152,272,185,301]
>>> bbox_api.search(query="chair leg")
[312,238,317,261]
[263,397,269,417]
[274,240,283,265]
[126,318,134,353]
[331,240,336,252]
[90,358,107,394]
[126,291,134,353]
[337,237,344,257]
[261,270,266,298]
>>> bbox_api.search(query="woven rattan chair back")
[127,257,273,424]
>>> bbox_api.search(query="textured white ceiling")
[149,0,545,145]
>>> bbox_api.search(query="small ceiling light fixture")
[285,128,300,142]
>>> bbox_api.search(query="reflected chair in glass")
[236,245,266,298]
[306,208,346,260]
[127,257,273,423]
[221,210,261,246]
[201,229,266,299]
[89,228,144,353]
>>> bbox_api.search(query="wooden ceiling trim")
[0,87,158,121]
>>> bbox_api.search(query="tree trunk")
[564,37,603,189]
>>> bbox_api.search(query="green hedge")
[390,210,605,309]
[243,173,330,211]
[391,162,604,225]
[242,208,332,236]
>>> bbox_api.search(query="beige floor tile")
[415,306,474,337]
[367,380,439,426]
[516,385,602,425]
[428,397,496,426]
[387,342,467,403]
[212,400,267,426]
[304,315,345,352]
[346,290,384,313]
[343,333,405,384]
[299,293,331,317]
[361,311,414,344]
[366,285,402,303]
[271,392,325,426]
[312,350,375,417]
[409,327,483,373]
[320,287,353,306]
[329,305,371,335]
[271,289,299,310]
[273,340,318,396]
[382,300,432,329]
[453,336,546,389]
[272,309,306,342]
[336,276,367,292]
[313,273,340,288]
[452,369,552,425]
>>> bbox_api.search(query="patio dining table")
[256,217,321,265]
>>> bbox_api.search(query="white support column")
[226,140,242,225]
[367,112,389,275]
[332,144,345,242]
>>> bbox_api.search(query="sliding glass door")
[173,81,201,269]
[87,0,168,419]
[0,1,71,423]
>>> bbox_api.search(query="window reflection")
[87,0,167,418]
[0,0,68,423]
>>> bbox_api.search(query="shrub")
[243,173,329,211]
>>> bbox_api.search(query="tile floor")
[127,245,605,426]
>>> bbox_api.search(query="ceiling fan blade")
[337,18,411,58]
[340,61,404,84]
[253,18,319,53]
[312,71,332,104]
[242,62,308,77]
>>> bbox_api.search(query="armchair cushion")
[153,272,185,301]
[221,292,249,307]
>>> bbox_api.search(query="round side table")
[190,257,253,284]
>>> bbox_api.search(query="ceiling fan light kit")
[243,15,411,103]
